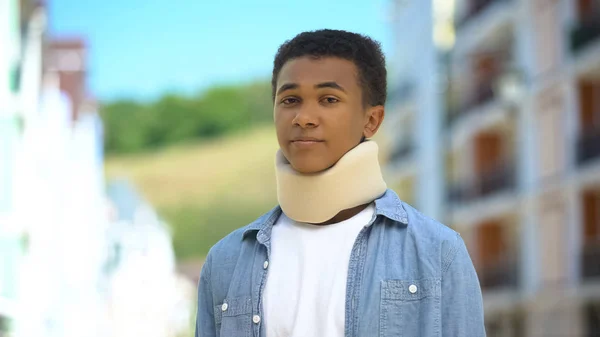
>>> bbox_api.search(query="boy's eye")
[323,97,339,104]
[282,98,299,104]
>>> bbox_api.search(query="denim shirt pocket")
[214,296,253,337]
[380,278,441,337]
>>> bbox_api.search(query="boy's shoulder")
[400,201,465,269]
[402,201,459,241]
[376,189,459,245]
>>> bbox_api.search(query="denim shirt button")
[263,260,269,269]
[221,303,228,311]
[409,284,418,294]
[253,315,261,324]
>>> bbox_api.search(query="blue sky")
[49,0,394,102]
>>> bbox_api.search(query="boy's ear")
[363,105,385,139]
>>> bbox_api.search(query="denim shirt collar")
[242,189,409,245]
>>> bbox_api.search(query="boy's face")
[274,56,384,174]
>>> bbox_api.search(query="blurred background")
[1,0,600,336]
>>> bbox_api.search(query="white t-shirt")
[263,203,376,337]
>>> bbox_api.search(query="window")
[474,131,504,175]
[582,189,600,279]
[579,81,600,131]
[476,219,518,289]
[577,0,600,20]
[477,220,506,266]
[473,54,501,91]
[583,189,600,244]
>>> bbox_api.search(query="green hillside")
[105,124,280,261]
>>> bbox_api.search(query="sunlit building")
[0,0,22,333]
[383,0,450,222]
[0,1,195,337]
[0,0,42,333]
[8,4,110,336]
[386,0,600,335]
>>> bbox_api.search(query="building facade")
[383,0,450,221]
[386,0,600,335]
[0,1,195,337]
[0,0,32,333]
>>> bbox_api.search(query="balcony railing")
[585,302,600,337]
[470,80,496,111]
[479,163,516,196]
[577,129,600,166]
[447,78,497,126]
[447,163,516,203]
[478,257,519,291]
[582,243,600,280]
[456,0,510,29]
[570,13,600,53]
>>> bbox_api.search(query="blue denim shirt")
[195,189,486,337]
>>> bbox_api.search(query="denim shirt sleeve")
[441,233,486,336]
[196,254,216,337]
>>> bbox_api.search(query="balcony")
[577,129,600,166]
[447,78,497,126]
[479,163,516,196]
[448,163,516,203]
[582,243,600,280]
[570,13,600,54]
[457,0,510,29]
[478,256,519,291]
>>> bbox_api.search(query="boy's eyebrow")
[277,81,347,96]
[315,81,346,92]
[277,83,299,96]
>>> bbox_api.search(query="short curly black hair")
[272,29,387,107]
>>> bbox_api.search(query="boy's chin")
[290,160,331,175]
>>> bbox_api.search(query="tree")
[100,80,273,154]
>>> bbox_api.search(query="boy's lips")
[290,137,324,148]
[291,137,324,143]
